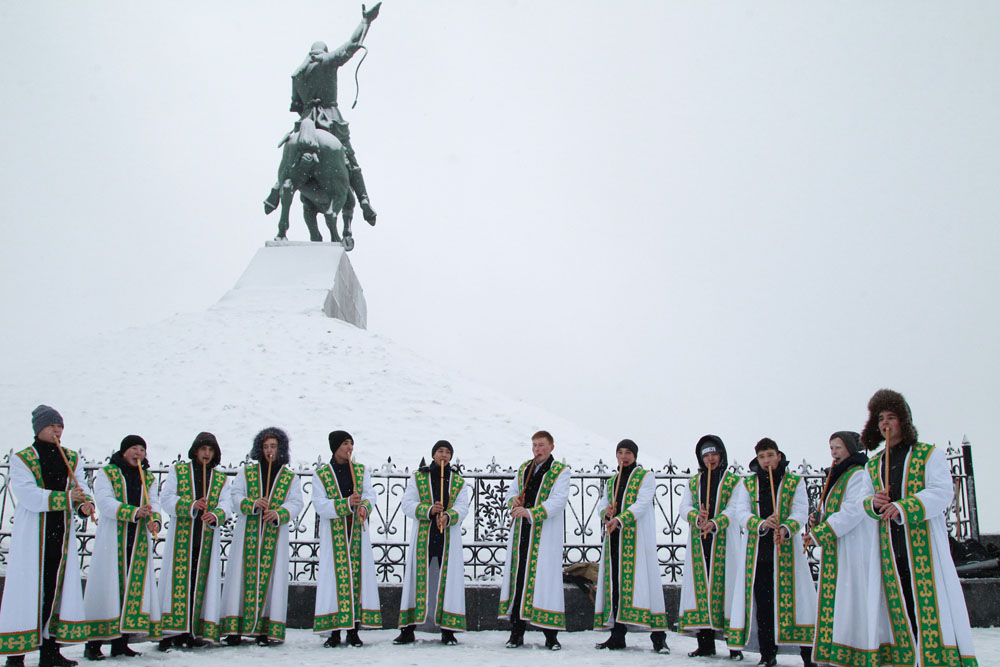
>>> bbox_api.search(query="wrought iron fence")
[0,442,979,584]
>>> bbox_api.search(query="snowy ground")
[32,628,1000,666]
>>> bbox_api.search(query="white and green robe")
[397,468,470,631]
[809,463,888,667]
[83,464,163,641]
[498,459,572,630]
[861,442,977,667]
[158,461,231,641]
[594,466,667,631]
[312,462,382,633]
[0,446,93,655]
[220,462,303,641]
[726,471,816,653]
[677,469,744,635]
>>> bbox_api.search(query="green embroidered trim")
[679,470,739,632]
[500,460,567,627]
[812,467,860,665]
[0,630,40,655]
[240,497,255,515]
[48,491,69,512]
[862,497,880,520]
[435,472,466,630]
[161,462,226,636]
[897,496,926,525]
[238,464,295,636]
[313,464,380,630]
[221,615,286,641]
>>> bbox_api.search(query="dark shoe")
[323,631,341,648]
[505,633,523,648]
[109,639,140,658]
[651,639,670,654]
[596,636,626,650]
[345,629,363,647]
[441,629,458,645]
[757,658,777,667]
[393,627,416,645]
[224,635,241,647]
[689,647,717,657]
[730,650,745,661]
[255,635,270,647]
[84,642,105,661]
[4,657,24,667]
[179,633,204,648]
[157,638,172,653]
[545,637,562,651]
[39,651,78,667]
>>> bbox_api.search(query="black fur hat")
[861,389,918,451]
[251,426,290,467]
[188,431,222,468]
[695,434,728,471]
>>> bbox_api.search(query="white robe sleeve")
[281,472,304,524]
[823,470,873,538]
[230,468,250,516]
[94,469,134,521]
[401,474,427,520]
[209,472,232,523]
[160,467,193,518]
[894,446,952,525]
[10,455,53,512]
[722,479,751,531]
[597,478,610,514]
[313,466,339,519]
[780,477,809,538]
[622,470,655,524]
[451,477,471,523]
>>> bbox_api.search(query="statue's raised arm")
[328,2,381,63]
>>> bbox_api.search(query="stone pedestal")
[213,241,367,328]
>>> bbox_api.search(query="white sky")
[1,3,998,523]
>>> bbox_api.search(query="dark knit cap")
[830,431,862,456]
[860,389,919,451]
[119,434,147,455]
[431,440,454,457]
[328,430,354,453]
[188,431,222,468]
[616,438,638,457]
[32,405,63,436]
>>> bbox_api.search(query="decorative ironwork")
[0,443,979,584]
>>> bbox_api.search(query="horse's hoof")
[342,236,355,252]
[274,234,287,241]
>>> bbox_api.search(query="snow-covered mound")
[0,245,608,468]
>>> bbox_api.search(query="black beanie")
[119,434,147,455]
[32,405,63,436]
[329,430,354,453]
[616,438,638,457]
[431,440,454,458]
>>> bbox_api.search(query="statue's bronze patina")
[265,3,380,250]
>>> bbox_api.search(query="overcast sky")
[2,2,998,522]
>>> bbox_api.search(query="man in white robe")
[677,434,744,660]
[0,405,95,667]
[220,427,303,647]
[803,430,888,667]
[726,438,817,667]
[593,439,669,654]
[393,440,470,646]
[157,432,231,649]
[860,389,977,667]
[498,430,571,651]
[83,435,162,660]
[313,430,381,647]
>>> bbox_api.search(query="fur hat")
[251,426,290,467]
[188,431,222,468]
[861,389,918,451]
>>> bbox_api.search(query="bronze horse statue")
[264,119,364,250]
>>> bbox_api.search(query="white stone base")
[213,241,367,328]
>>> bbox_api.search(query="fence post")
[962,437,980,541]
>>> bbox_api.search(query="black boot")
[4,657,24,667]
[393,626,416,645]
[651,630,670,654]
[255,635,270,647]
[109,637,140,658]
[345,629,363,647]
[83,641,105,661]
[801,646,818,667]
[543,630,561,651]
[757,656,777,667]
[730,650,745,661]
[505,632,523,648]
[595,635,626,650]
[349,167,377,225]
[688,629,716,657]
[323,631,341,648]
[39,638,78,667]
[157,637,173,652]
[441,629,458,645]
[224,635,242,647]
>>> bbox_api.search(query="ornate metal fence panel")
[0,442,979,584]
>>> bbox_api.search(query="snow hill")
[0,244,609,469]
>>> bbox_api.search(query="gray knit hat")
[32,405,63,436]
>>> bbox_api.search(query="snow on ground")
[0,247,612,470]
[31,628,1000,666]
